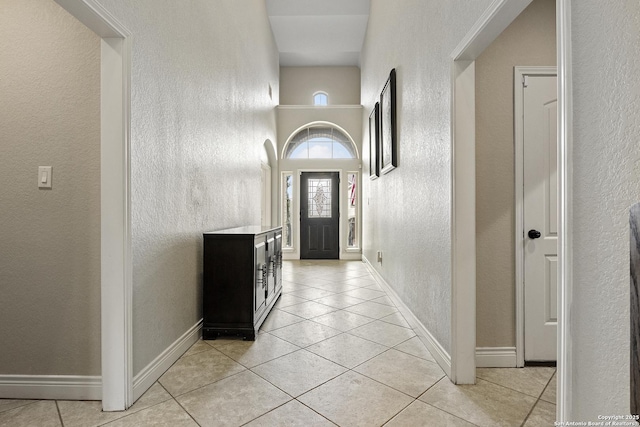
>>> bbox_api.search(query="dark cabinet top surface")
[203,225,281,236]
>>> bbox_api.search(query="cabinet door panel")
[266,235,275,301]
[274,231,282,293]
[255,240,266,316]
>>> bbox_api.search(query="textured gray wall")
[570,0,640,419]
[475,0,556,348]
[360,0,494,354]
[96,0,280,375]
[0,0,101,375]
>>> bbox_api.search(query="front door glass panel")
[308,178,332,218]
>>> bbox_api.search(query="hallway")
[0,260,555,426]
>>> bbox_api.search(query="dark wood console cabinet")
[202,226,282,340]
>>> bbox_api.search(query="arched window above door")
[284,126,357,159]
[313,92,328,106]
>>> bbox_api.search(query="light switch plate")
[38,166,52,189]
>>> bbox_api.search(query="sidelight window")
[347,172,358,248]
[282,173,293,248]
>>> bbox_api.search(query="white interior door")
[523,72,558,362]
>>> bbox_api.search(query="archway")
[262,139,277,226]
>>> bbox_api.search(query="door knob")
[528,229,541,239]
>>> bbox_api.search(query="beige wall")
[280,66,361,105]
[0,0,101,375]
[475,0,556,348]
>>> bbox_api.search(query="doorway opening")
[450,0,572,420]
[472,0,557,370]
[54,0,133,411]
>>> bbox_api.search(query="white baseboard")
[341,252,363,261]
[132,319,202,402]
[362,256,452,378]
[0,375,102,400]
[0,320,203,403]
[282,251,297,260]
[476,347,517,368]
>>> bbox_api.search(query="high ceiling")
[266,0,370,67]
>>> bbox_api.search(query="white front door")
[522,72,558,362]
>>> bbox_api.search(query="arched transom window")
[284,126,357,159]
[313,92,328,106]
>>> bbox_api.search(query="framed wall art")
[369,102,379,180]
[380,68,397,174]
[631,203,640,415]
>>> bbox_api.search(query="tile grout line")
[278,304,396,326]
[165,368,249,401]
[167,378,204,427]
[520,395,543,427]
[304,312,378,333]
[0,399,40,416]
[237,398,293,426]
[538,370,557,404]
[348,348,444,400]
[210,339,301,371]
[268,336,387,371]
[293,399,339,426]
[94,382,176,427]
[420,399,484,427]
[417,377,483,427]
[475,371,555,401]
[379,396,415,426]
[519,370,557,427]
[55,400,65,427]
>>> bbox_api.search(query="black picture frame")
[380,68,397,174]
[369,102,380,180]
[631,203,640,415]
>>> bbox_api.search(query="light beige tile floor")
[0,260,557,426]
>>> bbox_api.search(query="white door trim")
[514,66,558,368]
[450,57,477,384]
[556,0,574,421]
[54,0,132,411]
[450,0,534,385]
